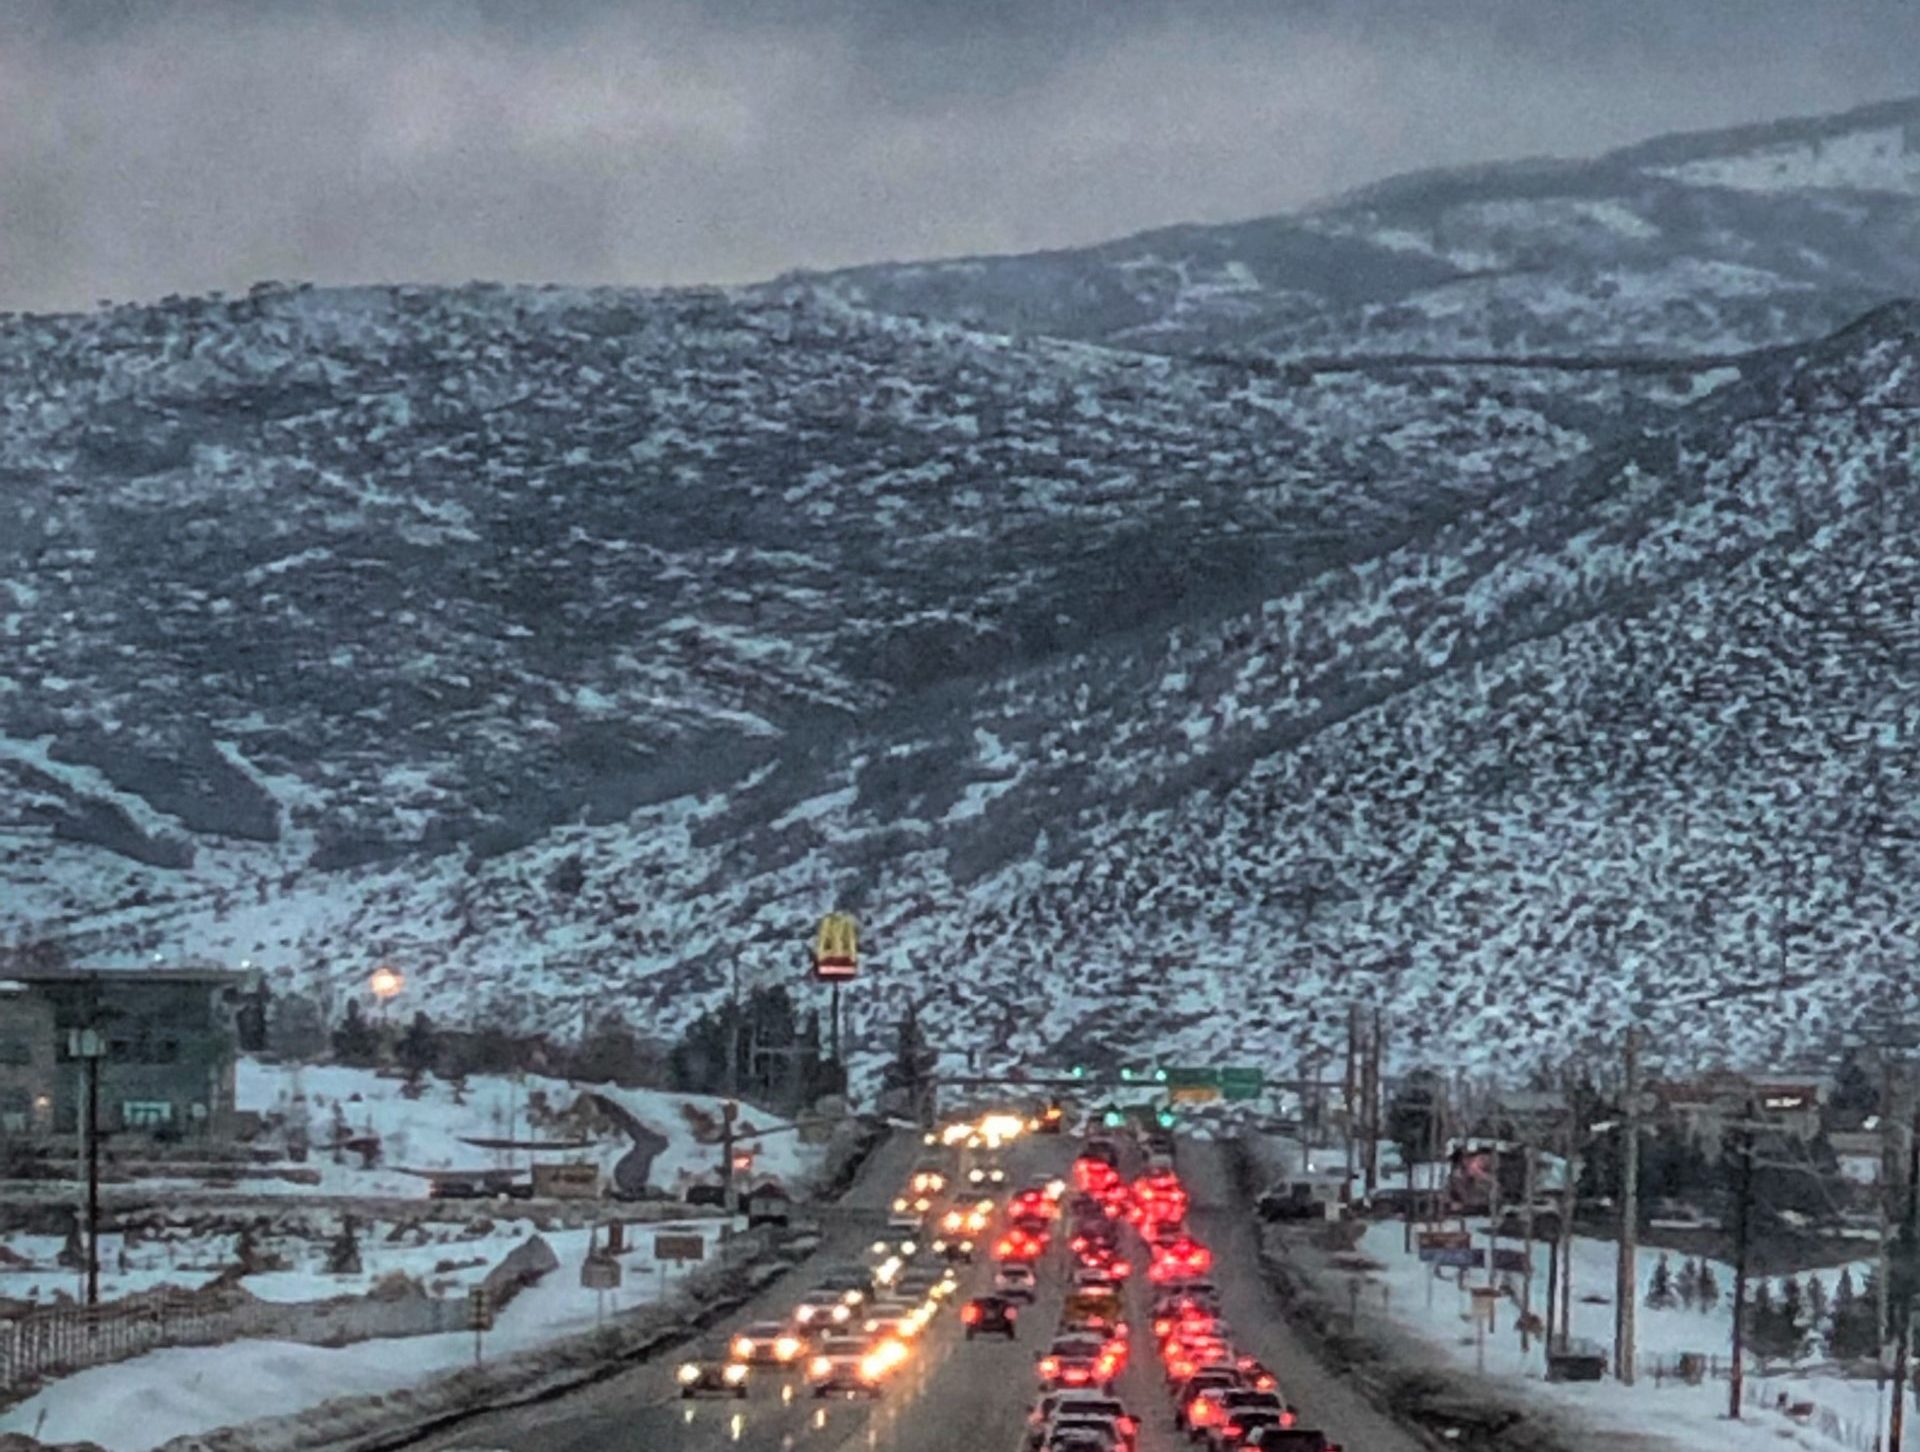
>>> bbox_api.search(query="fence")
[0,1280,471,1400]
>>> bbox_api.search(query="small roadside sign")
[1417,1230,1472,1261]
[467,1287,493,1331]
[1428,1246,1484,1269]
[654,1232,707,1263]
[581,1253,623,1291]
[1169,1085,1221,1105]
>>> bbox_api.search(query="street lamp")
[369,965,405,1004]
[67,1027,107,1307]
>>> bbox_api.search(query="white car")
[995,1263,1038,1301]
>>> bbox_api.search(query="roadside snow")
[0,1221,726,1451]
[1353,1219,1883,1452]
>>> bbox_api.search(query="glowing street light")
[369,965,405,1002]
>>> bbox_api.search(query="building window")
[121,1100,175,1128]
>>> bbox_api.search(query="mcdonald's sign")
[812,912,859,982]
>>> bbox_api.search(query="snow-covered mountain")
[797,96,1920,362]
[4,98,1918,1081]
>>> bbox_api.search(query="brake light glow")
[962,1304,980,1324]
[1039,1356,1059,1379]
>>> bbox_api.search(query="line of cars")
[1021,1135,1143,1452]
[674,1157,967,1401]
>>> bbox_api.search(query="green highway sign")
[1164,1068,1220,1090]
[1164,1067,1263,1099]
[1220,1067,1265,1101]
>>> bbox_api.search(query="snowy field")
[230,1058,825,1200]
[0,1217,728,1451]
[1352,1219,1887,1452]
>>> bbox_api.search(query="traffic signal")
[1153,1068,1168,1083]
[1120,1068,1134,1081]
[1070,1065,1086,1079]
[1156,1110,1175,1128]
[1104,1110,1124,1128]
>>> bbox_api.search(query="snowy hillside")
[3,98,1918,1083]
[801,96,1920,361]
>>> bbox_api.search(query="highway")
[406,1131,1428,1452]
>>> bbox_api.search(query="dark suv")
[962,1294,1019,1339]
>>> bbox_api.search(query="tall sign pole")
[1615,1025,1641,1385]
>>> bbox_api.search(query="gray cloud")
[2,0,1917,312]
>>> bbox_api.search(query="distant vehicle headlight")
[722,1362,748,1384]
[731,1336,753,1359]
[677,1363,701,1384]
[774,1335,802,1361]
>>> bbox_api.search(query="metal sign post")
[468,1287,491,1366]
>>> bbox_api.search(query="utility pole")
[1365,1008,1384,1199]
[1615,1025,1641,1385]
[1488,1134,1503,1293]
[1557,1079,1578,1346]
[1883,1060,1899,1424]
[1343,1007,1359,1207]
[1521,1131,1537,1352]
[1891,1108,1920,1452]
[1729,1096,1756,1420]
[722,959,741,1220]
[85,1044,101,1308]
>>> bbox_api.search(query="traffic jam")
[673,1111,1036,1406]
[1014,1121,1342,1452]
[670,1104,1345,1451]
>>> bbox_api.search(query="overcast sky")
[3,0,1918,312]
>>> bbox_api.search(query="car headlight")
[842,1289,864,1306]
[775,1335,801,1361]
[795,1305,817,1323]
[932,1239,948,1253]
[871,1239,888,1255]
[960,1240,974,1253]
[900,1240,917,1257]
[677,1363,701,1384]
[723,1362,748,1384]
[808,1356,831,1378]
[829,1304,850,1323]
[731,1336,753,1359]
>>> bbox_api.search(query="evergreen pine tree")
[1646,1254,1677,1310]
[1747,1281,1780,1357]
[1676,1257,1701,1310]
[325,1215,362,1275]
[1697,1261,1721,1313]
[330,1000,379,1065]
[1806,1273,1828,1331]
[1828,1267,1881,1361]
[396,1011,439,1083]
[1780,1276,1805,1358]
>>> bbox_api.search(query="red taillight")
[1113,1259,1131,1278]
[1064,1366,1090,1384]
[1153,1317,1173,1337]
[1190,1398,1215,1424]
[1039,1356,1059,1378]
[1119,1417,1137,1435]
[1255,1374,1278,1392]
[1281,1409,1297,1428]
[962,1304,980,1324]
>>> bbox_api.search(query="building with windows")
[0,966,250,1141]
